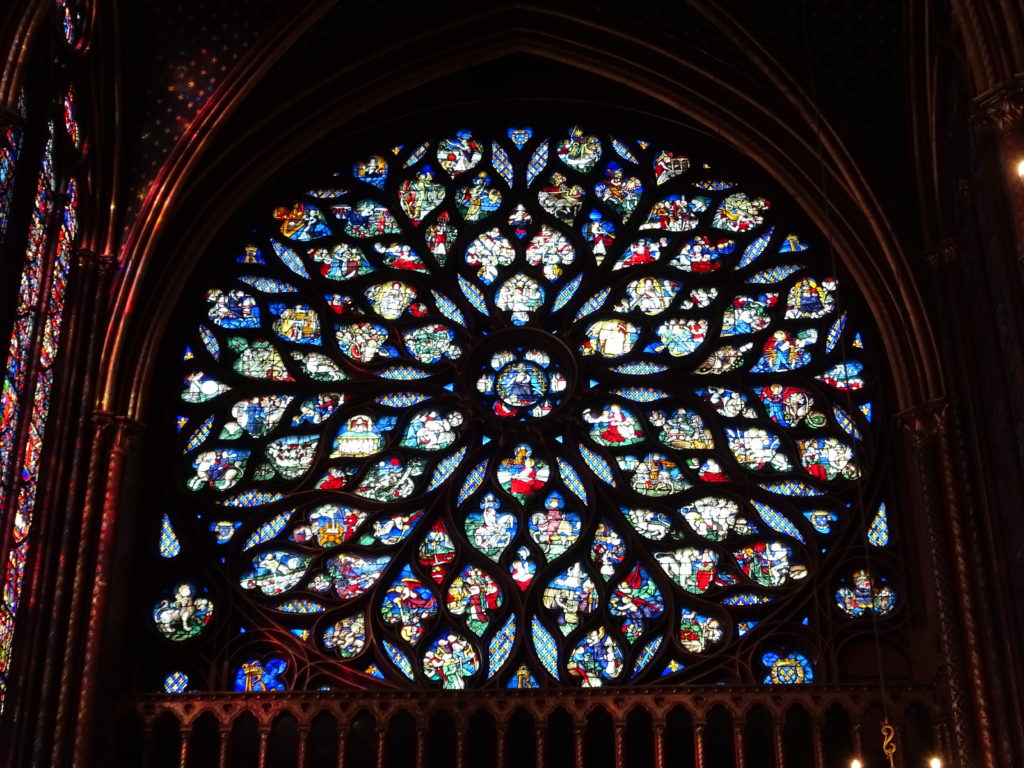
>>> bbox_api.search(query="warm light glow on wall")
[850,760,862,768]
[1017,158,1024,178]
[930,758,942,768]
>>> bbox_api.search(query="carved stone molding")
[972,77,1024,134]
[924,238,958,267]
[76,248,116,275]
[896,398,950,442]
[90,411,144,444]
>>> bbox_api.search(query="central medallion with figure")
[471,330,576,421]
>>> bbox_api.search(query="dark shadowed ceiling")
[119,1,915,245]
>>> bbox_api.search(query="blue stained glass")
[160,514,181,558]
[198,326,220,360]
[242,510,293,550]
[404,142,430,168]
[384,640,415,680]
[378,367,431,381]
[746,265,801,284]
[0,124,22,239]
[237,245,265,264]
[551,274,583,312]
[217,490,285,507]
[611,362,668,375]
[735,226,774,269]
[508,127,533,149]
[488,615,516,677]
[306,188,347,199]
[632,636,662,677]
[277,600,324,613]
[762,651,813,684]
[817,362,864,390]
[692,180,737,191]
[354,156,388,189]
[239,276,298,294]
[365,665,385,679]
[176,416,188,433]
[458,459,489,505]
[531,617,559,679]
[526,142,548,186]
[860,402,873,421]
[832,404,862,440]
[661,660,685,676]
[458,276,489,316]
[834,570,896,617]
[492,142,514,187]
[868,502,889,546]
[209,520,242,543]
[163,672,189,693]
[431,290,467,327]
[612,387,669,402]
[750,500,805,543]
[271,241,310,279]
[759,481,826,497]
[557,458,587,504]
[779,234,808,252]
[573,287,610,321]
[234,658,287,691]
[507,666,539,688]
[579,443,616,486]
[184,415,214,453]
[737,621,758,636]
[428,446,467,491]
[825,311,847,353]
[611,137,638,164]
[721,593,774,606]
[802,509,838,534]
[375,392,429,408]
[852,332,864,349]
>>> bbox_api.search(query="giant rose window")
[156,126,892,692]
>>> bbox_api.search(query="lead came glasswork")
[163,126,884,690]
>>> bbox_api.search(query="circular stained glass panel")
[165,126,879,689]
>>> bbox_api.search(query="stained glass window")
[0,124,57,706]
[158,126,892,690]
[0,95,25,240]
[54,0,85,47]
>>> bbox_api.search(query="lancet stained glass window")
[0,96,24,241]
[158,125,894,690]
[0,122,78,708]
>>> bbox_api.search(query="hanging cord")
[797,2,896,763]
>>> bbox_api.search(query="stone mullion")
[946,395,1024,764]
[29,249,113,767]
[961,89,1024,765]
[900,403,994,767]
[67,414,142,768]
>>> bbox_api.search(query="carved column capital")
[76,249,116,275]
[972,77,1024,134]
[896,398,950,443]
[90,411,144,447]
[923,238,957,267]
